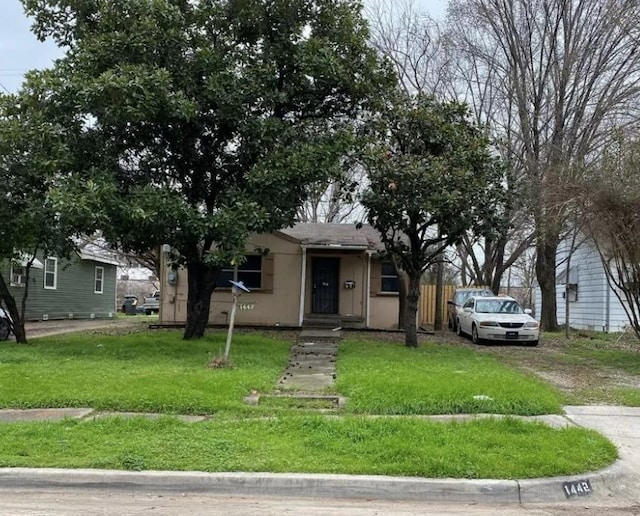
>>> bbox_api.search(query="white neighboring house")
[534,239,630,332]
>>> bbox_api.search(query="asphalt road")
[0,489,638,516]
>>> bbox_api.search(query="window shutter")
[262,254,274,293]
[370,260,381,295]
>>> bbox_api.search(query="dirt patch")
[451,331,640,401]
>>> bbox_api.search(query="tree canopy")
[21,0,393,338]
[0,74,82,343]
[361,93,502,346]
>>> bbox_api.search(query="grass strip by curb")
[0,415,616,479]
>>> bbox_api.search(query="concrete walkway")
[22,318,146,339]
[276,329,340,392]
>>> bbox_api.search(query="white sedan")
[456,296,539,346]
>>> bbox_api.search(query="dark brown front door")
[312,258,339,314]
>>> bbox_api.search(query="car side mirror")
[524,308,532,315]
[464,307,472,313]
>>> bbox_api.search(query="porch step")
[302,316,341,328]
[298,329,342,342]
[302,315,365,329]
[244,393,347,409]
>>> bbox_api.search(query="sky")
[0,0,448,94]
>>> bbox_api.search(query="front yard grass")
[0,416,616,479]
[0,329,618,478]
[0,330,291,414]
[337,339,563,415]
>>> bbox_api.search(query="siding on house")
[2,254,117,321]
[534,240,630,332]
[160,224,400,329]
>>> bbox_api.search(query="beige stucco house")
[159,223,400,329]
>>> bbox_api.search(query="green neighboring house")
[2,251,118,321]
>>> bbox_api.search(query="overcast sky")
[0,0,447,94]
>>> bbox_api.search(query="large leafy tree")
[23,0,393,339]
[0,77,79,343]
[361,93,501,347]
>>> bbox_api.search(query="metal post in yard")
[224,274,250,363]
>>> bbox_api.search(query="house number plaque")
[562,480,592,498]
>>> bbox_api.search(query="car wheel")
[471,324,483,345]
[0,318,10,341]
[456,319,464,337]
[525,340,539,347]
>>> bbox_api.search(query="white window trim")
[10,263,25,287]
[44,257,58,290]
[381,261,400,293]
[94,266,104,294]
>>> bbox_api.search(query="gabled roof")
[78,251,120,266]
[277,223,386,252]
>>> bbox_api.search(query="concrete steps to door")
[244,328,345,408]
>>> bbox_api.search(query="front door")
[312,258,339,314]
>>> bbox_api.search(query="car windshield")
[475,299,524,314]
[454,289,492,304]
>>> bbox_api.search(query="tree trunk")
[395,257,408,330]
[0,274,27,344]
[536,238,559,332]
[183,260,220,340]
[397,272,409,330]
[404,273,421,347]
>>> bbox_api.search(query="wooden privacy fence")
[419,284,456,327]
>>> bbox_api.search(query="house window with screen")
[10,264,25,286]
[216,255,262,289]
[44,257,57,290]
[381,262,399,293]
[95,266,104,294]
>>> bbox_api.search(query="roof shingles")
[278,223,385,251]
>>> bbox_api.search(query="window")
[95,266,104,294]
[381,262,399,293]
[216,255,262,289]
[10,264,25,286]
[44,257,57,290]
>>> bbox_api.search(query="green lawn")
[0,330,291,414]
[0,329,619,478]
[0,415,615,479]
[337,340,563,415]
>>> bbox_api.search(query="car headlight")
[479,321,500,327]
[524,321,539,328]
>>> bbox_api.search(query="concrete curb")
[0,462,623,503]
